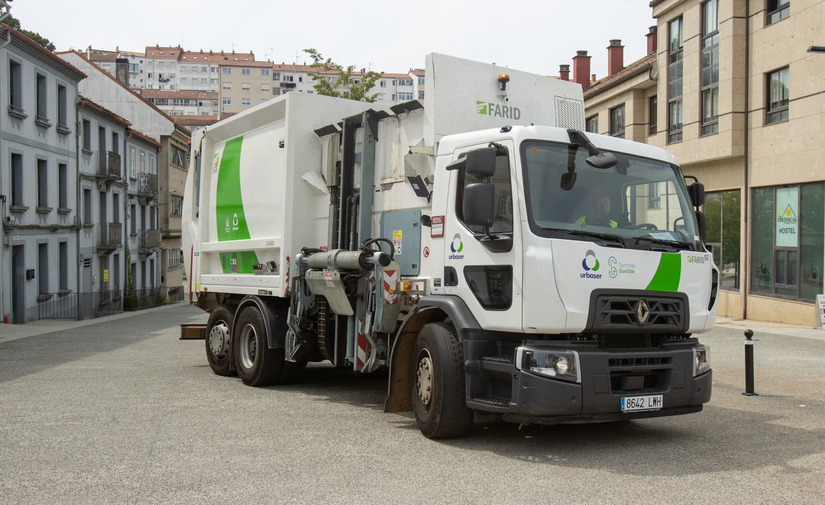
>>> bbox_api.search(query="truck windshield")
[520,140,698,250]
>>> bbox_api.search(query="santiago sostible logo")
[449,234,464,260]
[581,250,602,279]
[477,100,521,120]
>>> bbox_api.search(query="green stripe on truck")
[645,253,681,292]
[216,136,259,274]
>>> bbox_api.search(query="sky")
[12,0,656,80]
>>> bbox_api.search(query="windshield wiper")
[634,236,692,250]
[565,229,626,248]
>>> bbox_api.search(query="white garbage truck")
[182,53,717,438]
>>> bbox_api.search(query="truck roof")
[436,125,680,166]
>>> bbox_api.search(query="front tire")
[205,305,235,376]
[411,322,472,439]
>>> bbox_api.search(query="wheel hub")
[416,352,433,407]
[238,323,258,370]
[208,322,230,358]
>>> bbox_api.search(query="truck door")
[442,141,522,331]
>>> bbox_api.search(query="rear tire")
[411,322,472,439]
[233,305,284,386]
[205,305,235,376]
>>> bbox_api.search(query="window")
[222,67,231,74]
[130,147,136,177]
[83,120,92,151]
[380,80,386,88]
[59,242,68,291]
[398,92,414,101]
[112,132,119,155]
[129,63,139,72]
[37,159,48,208]
[283,75,294,82]
[261,98,268,104]
[649,96,658,135]
[180,65,187,72]
[585,115,599,134]
[261,68,270,76]
[419,91,425,100]
[242,98,251,106]
[242,82,251,90]
[130,204,137,234]
[83,189,92,224]
[752,183,823,301]
[140,152,145,173]
[11,153,23,206]
[767,0,790,24]
[273,72,281,81]
[648,183,662,209]
[298,76,303,82]
[223,82,232,89]
[609,105,625,138]
[419,77,425,86]
[261,83,270,91]
[9,59,23,111]
[36,73,48,120]
[58,163,67,209]
[149,154,155,174]
[180,78,188,85]
[391,94,396,101]
[705,191,742,290]
[172,147,186,168]
[39,243,48,295]
[223,97,231,105]
[701,0,720,135]
[168,247,183,269]
[456,148,514,235]
[668,17,684,143]
[57,84,67,128]
[766,67,789,124]
[113,254,120,290]
[171,195,183,216]
[241,68,251,75]
[211,67,218,73]
[201,78,207,85]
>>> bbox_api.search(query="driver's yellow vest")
[576,216,617,228]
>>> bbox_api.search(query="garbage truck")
[182,53,717,439]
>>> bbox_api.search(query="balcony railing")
[97,222,123,252]
[139,229,160,254]
[138,173,159,199]
[98,151,122,180]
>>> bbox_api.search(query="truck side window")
[456,149,513,235]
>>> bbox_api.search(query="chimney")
[559,64,570,81]
[115,58,129,86]
[591,74,597,84]
[572,50,591,90]
[646,26,658,55]
[607,39,624,76]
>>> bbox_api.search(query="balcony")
[139,229,160,255]
[97,222,123,253]
[138,173,159,199]
[97,151,122,180]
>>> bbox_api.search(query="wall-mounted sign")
[775,187,798,247]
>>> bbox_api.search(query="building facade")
[138,89,219,117]
[1,27,86,323]
[125,129,161,296]
[158,124,189,298]
[218,60,276,114]
[583,0,825,326]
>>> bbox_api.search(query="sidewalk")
[714,316,825,342]
[0,303,188,345]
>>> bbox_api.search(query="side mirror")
[695,210,707,244]
[466,147,497,177]
[585,152,618,169]
[560,172,577,191]
[463,183,495,228]
[687,182,705,208]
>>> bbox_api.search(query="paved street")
[1,304,824,505]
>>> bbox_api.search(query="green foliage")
[303,48,381,103]
[1,14,57,52]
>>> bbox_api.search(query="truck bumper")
[466,342,712,424]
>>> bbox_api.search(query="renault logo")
[637,299,651,324]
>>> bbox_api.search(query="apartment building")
[219,60,275,115]
[87,47,146,89]
[57,50,191,300]
[583,0,825,326]
[143,45,255,92]
[1,27,86,323]
[138,89,219,117]
[125,128,162,295]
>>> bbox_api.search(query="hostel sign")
[775,187,798,247]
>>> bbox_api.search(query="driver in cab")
[576,193,622,228]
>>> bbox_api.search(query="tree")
[1,14,57,52]
[303,48,381,103]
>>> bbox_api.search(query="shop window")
[705,190,741,290]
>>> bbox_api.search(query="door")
[11,245,25,324]
[81,258,93,319]
[442,141,523,331]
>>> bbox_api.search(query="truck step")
[468,396,511,412]
[481,355,514,364]
[476,355,515,374]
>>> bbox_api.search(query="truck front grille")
[599,335,663,349]
[586,291,688,334]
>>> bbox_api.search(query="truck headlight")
[693,345,711,376]
[516,347,581,383]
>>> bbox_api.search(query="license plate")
[621,395,663,412]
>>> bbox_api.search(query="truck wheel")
[411,322,472,439]
[234,305,284,386]
[205,305,235,376]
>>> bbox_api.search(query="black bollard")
[742,329,758,396]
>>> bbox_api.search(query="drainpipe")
[742,0,750,320]
[125,130,132,296]
[75,107,82,318]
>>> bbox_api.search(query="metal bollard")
[742,329,759,396]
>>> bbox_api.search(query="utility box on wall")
[26,269,35,280]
